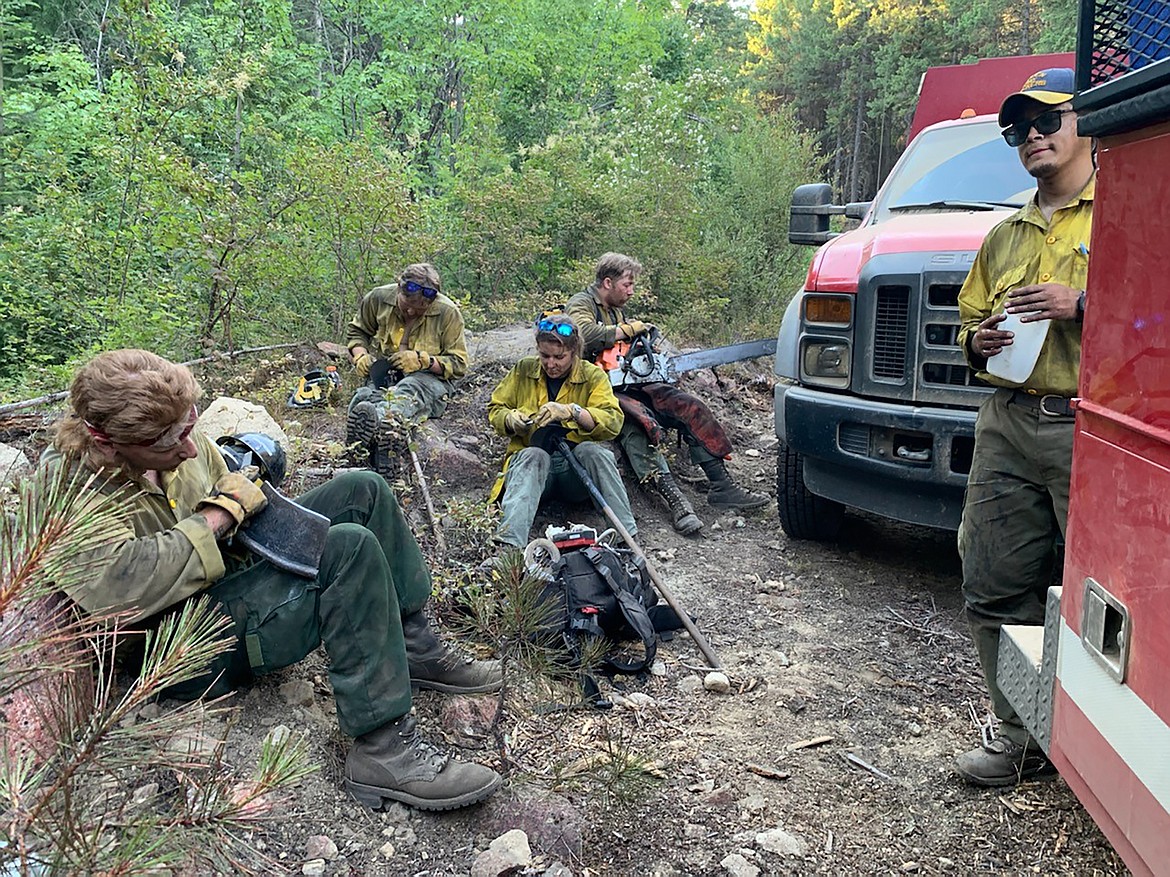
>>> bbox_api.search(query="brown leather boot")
[401,611,503,694]
[645,472,703,535]
[700,459,770,511]
[345,715,501,810]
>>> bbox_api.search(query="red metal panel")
[1064,123,1170,717]
[907,53,1075,141]
[1051,687,1167,877]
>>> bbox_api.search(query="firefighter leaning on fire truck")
[566,253,769,537]
[954,68,1095,787]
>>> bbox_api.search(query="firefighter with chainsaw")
[346,263,469,477]
[44,349,502,812]
[487,314,639,549]
[567,252,769,535]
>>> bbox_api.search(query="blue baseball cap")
[998,68,1076,127]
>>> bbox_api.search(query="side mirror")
[844,201,872,221]
[790,184,838,246]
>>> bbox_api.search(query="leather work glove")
[197,472,268,529]
[504,410,534,437]
[619,320,653,339]
[389,350,433,375]
[533,401,573,430]
[353,351,376,378]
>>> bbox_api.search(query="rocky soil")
[1,329,1129,877]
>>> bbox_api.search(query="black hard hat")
[216,432,287,488]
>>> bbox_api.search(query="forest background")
[0,0,1076,398]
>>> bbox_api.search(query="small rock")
[907,721,923,737]
[131,783,159,806]
[379,842,396,860]
[543,864,573,877]
[737,794,768,814]
[678,676,703,694]
[301,860,325,876]
[267,725,292,746]
[394,826,417,845]
[704,672,731,693]
[305,836,338,861]
[710,521,722,531]
[0,442,32,485]
[649,659,667,677]
[720,853,760,877]
[138,703,161,721]
[754,826,807,857]
[744,448,761,458]
[279,679,315,708]
[776,652,792,668]
[901,863,920,873]
[471,829,532,877]
[625,692,655,708]
[731,517,747,529]
[687,779,716,794]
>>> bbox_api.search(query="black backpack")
[540,543,685,704]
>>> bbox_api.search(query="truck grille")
[873,286,910,379]
[852,253,992,408]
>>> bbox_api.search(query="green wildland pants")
[348,371,452,425]
[618,419,720,482]
[163,471,430,737]
[958,388,1074,744]
[496,442,638,548]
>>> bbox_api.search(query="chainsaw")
[598,328,777,389]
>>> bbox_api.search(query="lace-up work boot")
[700,459,770,511]
[402,611,503,694]
[954,736,1056,787]
[345,715,501,811]
[646,472,703,535]
[371,414,408,480]
[346,400,379,465]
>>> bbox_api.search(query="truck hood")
[807,210,1011,293]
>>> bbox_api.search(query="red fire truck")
[775,52,1072,541]
[995,3,1170,875]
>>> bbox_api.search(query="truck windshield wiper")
[887,199,1023,212]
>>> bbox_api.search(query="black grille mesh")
[1084,0,1170,87]
[873,286,910,379]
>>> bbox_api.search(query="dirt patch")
[2,332,1127,876]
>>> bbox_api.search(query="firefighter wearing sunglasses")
[486,313,638,549]
[346,263,469,477]
[954,68,1095,788]
[567,252,768,536]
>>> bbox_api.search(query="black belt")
[1008,389,1075,418]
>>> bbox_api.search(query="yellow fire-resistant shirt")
[486,356,624,501]
[40,431,230,623]
[957,175,1094,397]
[346,285,470,380]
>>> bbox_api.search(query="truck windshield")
[873,119,1038,222]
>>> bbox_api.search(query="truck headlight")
[801,339,850,388]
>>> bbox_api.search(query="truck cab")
[774,54,1072,540]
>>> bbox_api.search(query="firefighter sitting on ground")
[566,252,769,536]
[346,262,469,476]
[487,313,639,549]
[45,349,502,812]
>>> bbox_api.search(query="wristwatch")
[570,404,585,421]
[1076,290,1086,322]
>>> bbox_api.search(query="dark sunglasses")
[1002,109,1073,147]
[401,279,439,300]
[537,318,575,337]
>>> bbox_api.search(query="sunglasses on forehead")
[1002,108,1073,147]
[401,279,439,300]
[536,318,575,337]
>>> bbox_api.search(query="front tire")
[776,441,845,541]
